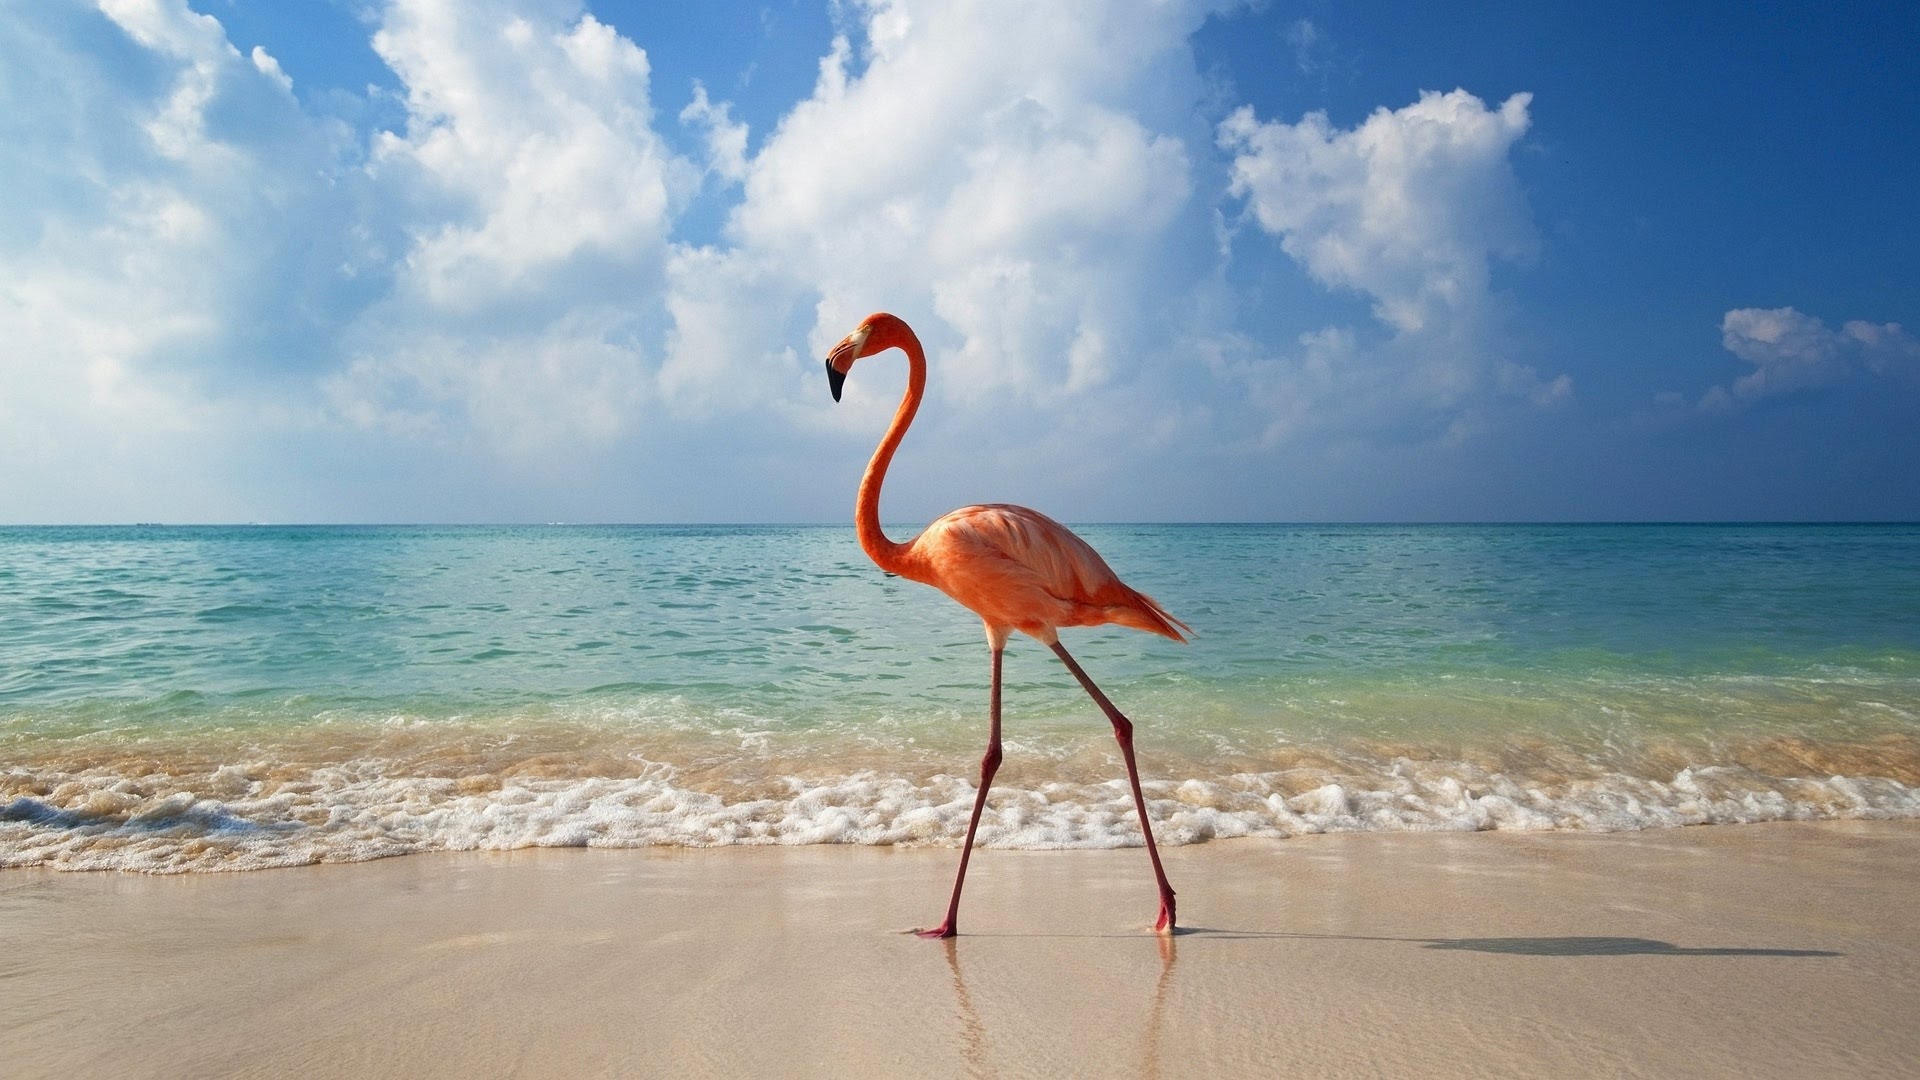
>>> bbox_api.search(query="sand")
[4,820,1918,1079]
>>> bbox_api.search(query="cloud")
[325,308,648,454]
[366,0,693,311]
[1700,306,1918,411]
[95,0,226,63]
[1287,19,1323,74]
[1,1,354,387]
[4,0,1237,510]
[326,0,708,454]
[1,1,1615,522]
[672,0,1223,418]
[1213,88,1564,445]
[1220,89,1535,335]
[0,0,366,517]
[0,0,693,498]
[1284,18,1350,85]
[679,81,748,183]
[655,244,804,417]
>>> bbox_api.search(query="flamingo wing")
[911,504,1190,643]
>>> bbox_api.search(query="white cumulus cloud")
[328,0,705,454]
[679,82,749,184]
[1701,306,1918,411]
[682,0,1220,416]
[367,0,692,310]
[1214,88,1565,445]
[1,1,1625,522]
[1220,88,1535,335]
[0,0,359,517]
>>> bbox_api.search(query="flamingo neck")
[856,332,924,577]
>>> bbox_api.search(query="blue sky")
[2,0,1915,524]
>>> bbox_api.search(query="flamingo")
[824,312,1189,938]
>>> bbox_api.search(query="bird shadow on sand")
[1169,927,1840,958]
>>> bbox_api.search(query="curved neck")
[857,331,925,576]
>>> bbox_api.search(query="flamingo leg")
[917,646,1004,938]
[1049,641,1177,934]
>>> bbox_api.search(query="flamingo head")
[824,312,907,402]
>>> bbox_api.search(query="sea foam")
[5,747,1918,872]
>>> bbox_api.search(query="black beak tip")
[826,360,846,402]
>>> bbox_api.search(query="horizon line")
[4,519,1917,529]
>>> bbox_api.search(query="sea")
[3,523,1917,872]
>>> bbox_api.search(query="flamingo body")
[825,312,1183,936]
[901,503,1190,647]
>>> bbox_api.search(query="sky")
[2,0,1916,524]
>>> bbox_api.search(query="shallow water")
[3,523,1917,871]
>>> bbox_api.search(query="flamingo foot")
[1154,893,1177,935]
[914,920,957,939]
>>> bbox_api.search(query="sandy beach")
[2,821,1916,1078]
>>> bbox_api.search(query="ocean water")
[3,523,1917,872]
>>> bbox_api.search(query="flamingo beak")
[825,325,870,403]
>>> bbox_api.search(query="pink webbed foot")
[1154,893,1177,935]
[914,921,956,939]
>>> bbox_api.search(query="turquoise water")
[4,523,1918,871]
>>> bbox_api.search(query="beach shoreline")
[5,820,1918,1078]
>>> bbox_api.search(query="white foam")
[4,755,1919,873]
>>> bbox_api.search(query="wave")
[5,731,1918,872]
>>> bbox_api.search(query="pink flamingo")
[825,312,1189,937]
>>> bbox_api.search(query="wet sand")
[4,821,1918,1078]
